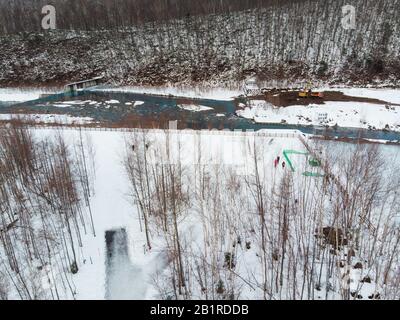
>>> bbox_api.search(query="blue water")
[2,90,400,142]
[0,101,16,108]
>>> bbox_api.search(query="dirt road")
[246,89,400,108]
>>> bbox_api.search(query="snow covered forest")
[1,0,400,302]
[122,130,400,300]
[1,0,399,86]
[2,125,399,300]
[0,125,96,299]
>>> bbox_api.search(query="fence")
[1,123,304,139]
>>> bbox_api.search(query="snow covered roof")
[244,78,259,89]
[66,76,104,87]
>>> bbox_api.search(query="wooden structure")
[243,78,261,96]
[65,76,103,93]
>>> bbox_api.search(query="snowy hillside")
[1,0,400,87]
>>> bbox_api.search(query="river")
[1,90,400,141]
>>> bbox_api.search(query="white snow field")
[0,113,94,125]
[1,126,400,300]
[61,129,167,300]
[237,91,400,132]
[0,88,59,102]
[8,128,305,300]
[326,88,400,105]
[90,85,242,101]
[7,129,392,299]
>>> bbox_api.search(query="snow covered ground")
[26,128,306,300]
[2,126,399,300]
[237,91,400,132]
[53,129,167,300]
[48,129,323,300]
[322,88,400,105]
[91,85,242,101]
[0,114,94,125]
[0,88,59,102]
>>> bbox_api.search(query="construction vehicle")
[298,83,324,98]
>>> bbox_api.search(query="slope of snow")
[21,129,168,300]
[62,130,165,300]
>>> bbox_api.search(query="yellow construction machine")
[298,83,324,98]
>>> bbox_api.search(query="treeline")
[0,0,309,34]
